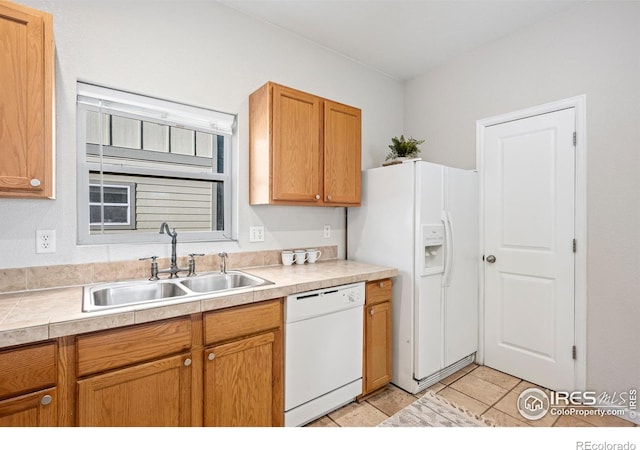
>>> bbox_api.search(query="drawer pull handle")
[184,358,192,367]
[40,395,52,406]
[208,353,216,361]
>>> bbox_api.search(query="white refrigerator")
[348,160,478,394]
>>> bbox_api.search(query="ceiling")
[220,0,583,80]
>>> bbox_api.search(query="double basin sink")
[83,271,273,312]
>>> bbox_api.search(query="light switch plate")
[249,226,265,242]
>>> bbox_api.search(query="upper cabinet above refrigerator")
[249,82,361,207]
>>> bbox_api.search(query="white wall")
[404,2,639,398]
[0,0,403,269]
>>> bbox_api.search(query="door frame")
[475,95,587,391]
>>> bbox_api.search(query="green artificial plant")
[386,135,425,161]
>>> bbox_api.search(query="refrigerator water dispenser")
[422,224,445,275]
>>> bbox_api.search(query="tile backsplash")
[0,246,338,294]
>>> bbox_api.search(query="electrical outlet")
[249,226,265,243]
[323,224,331,239]
[36,229,56,253]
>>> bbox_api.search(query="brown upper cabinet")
[0,1,55,199]
[249,82,361,206]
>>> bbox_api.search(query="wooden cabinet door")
[77,353,192,426]
[0,387,56,426]
[364,301,392,395]
[271,84,323,203]
[0,1,54,198]
[323,100,361,205]
[204,332,276,427]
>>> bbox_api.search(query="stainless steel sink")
[83,271,273,312]
[179,271,272,293]
[85,280,189,312]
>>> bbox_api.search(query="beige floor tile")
[553,415,593,427]
[564,407,636,427]
[328,401,388,427]
[450,374,508,405]
[511,380,552,395]
[436,387,491,417]
[493,389,559,427]
[460,363,479,373]
[365,384,418,416]
[415,382,446,398]
[305,416,339,427]
[471,366,521,390]
[482,408,530,427]
[440,369,468,385]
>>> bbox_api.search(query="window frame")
[76,83,236,245]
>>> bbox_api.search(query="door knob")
[486,255,496,263]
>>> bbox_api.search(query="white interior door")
[483,108,576,392]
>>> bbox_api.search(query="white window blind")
[77,82,235,136]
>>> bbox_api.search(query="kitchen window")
[76,82,236,244]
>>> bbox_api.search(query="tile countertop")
[0,259,397,349]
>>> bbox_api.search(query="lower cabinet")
[0,387,57,426]
[362,279,393,397]
[0,341,58,426]
[204,332,276,426]
[73,299,283,427]
[75,316,193,427]
[77,354,192,427]
[203,299,283,427]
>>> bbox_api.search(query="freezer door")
[414,162,444,380]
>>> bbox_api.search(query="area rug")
[378,391,495,427]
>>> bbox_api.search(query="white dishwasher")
[284,282,365,427]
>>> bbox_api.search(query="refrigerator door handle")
[442,210,454,287]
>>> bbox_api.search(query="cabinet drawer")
[365,278,392,306]
[76,317,192,377]
[204,299,281,345]
[0,342,56,399]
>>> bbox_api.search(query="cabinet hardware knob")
[30,179,41,187]
[379,281,384,288]
[184,358,192,367]
[327,195,332,201]
[315,194,320,200]
[369,308,374,316]
[40,395,52,406]
[208,353,215,361]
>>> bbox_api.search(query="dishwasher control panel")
[284,282,365,324]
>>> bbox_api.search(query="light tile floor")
[306,364,637,427]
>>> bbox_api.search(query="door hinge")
[572,239,577,253]
[572,345,577,360]
[573,131,577,146]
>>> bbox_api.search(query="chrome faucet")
[219,252,228,274]
[139,222,203,280]
[159,222,179,276]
